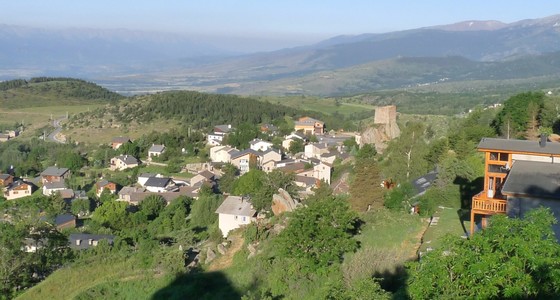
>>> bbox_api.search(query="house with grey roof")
[111,136,131,149]
[207,124,235,146]
[69,233,115,250]
[249,138,274,152]
[40,166,71,184]
[411,171,438,198]
[144,177,176,193]
[471,136,560,238]
[42,181,67,196]
[148,144,166,160]
[215,196,257,237]
[110,155,140,171]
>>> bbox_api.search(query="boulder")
[205,248,216,264]
[217,243,227,255]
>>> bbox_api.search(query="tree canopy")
[407,208,560,299]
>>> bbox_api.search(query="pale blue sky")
[2,1,559,49]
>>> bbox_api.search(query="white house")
[144,177,176,193]
[4,181,33,200]
[110,155,140,171]
[148,144,165,160]
[138,173,159,186]
[313,161,332,185]
[42,182,67,196]
[304,143,329,159]
[215,196,257,237]
[207,124,234,146]
[249,139,274,152]
[209,146,238,163]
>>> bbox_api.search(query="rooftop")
[41,166,70,177]
[478,137,560,156]
[112,136,131,143]
[502,160,560,199]
[148,144,166,153]
[114,155,139,165]
[144,177,173,188]
[215,196,257,217]
[54,214,76,226]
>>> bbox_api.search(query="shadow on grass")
[151,267,241,300]
[374,263,411,300]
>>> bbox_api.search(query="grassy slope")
[0,79,124,134]
[17,256,171,300]
[0,80,123,109]
[341,209,424,287]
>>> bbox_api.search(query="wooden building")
[471,137,560,236]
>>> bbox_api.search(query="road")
[47,116,67,143]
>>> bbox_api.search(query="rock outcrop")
[271,188,299,216]
[361,105,400,153]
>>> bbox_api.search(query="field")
[257,95,376,117]
[0,104,106,134]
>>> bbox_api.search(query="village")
[1,114,376,250]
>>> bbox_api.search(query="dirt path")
[207,234,245,271]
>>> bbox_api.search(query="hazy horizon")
[3,1,560,53]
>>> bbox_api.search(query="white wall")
[218,213,253,237]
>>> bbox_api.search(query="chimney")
[540,134,547,148]
[228,124,232,129]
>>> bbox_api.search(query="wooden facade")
[471,137,560,235]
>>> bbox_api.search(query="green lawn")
[341,209,425,286]
[418,206,468,254]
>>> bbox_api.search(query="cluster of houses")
[6,116,355,249]
[208,117,355,237]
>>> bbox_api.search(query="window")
[242,216,246,222]
[499,153,509,162]
[234,215,238,220]
[490,152,498,160]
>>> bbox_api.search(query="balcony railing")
[472,192,507,214]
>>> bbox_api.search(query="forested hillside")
[67,91,361,138]
[0,77,124,109]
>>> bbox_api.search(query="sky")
[2,1,560,51]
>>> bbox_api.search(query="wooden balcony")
[472,192,507,214]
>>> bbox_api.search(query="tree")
[384,182,415,211]
[288,138,304,155]
[119,141,140,157]
[275,195,359,272]
[355,143,376,160]
[349,157,384,212]
[252,170,297,211]
[407,208,560,299]
[383,122,429,183]
[92,200,130,229]
[0,223,28,298]
[190,193,222,229]
[140,195,167,221]
[494,91,545,138]
[218,163,238,194]
[71,198,93,216]
[232,170,265,196]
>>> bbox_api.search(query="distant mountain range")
[2,14,560,95]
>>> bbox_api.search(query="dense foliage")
[408,208,560,299]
